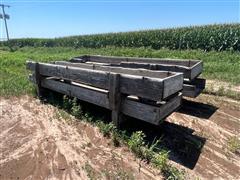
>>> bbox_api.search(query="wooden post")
[63,66,72,84]
[109,73,123,128]
[35,62,45,98]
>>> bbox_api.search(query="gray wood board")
[41,79,181,124]
[27,61,183,101]
[54,61,183,99]
[77,55,200,67]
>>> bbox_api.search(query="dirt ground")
[0,94,240,180]
[168,95,240,179]
[0,96,161,180]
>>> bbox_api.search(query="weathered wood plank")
[73,55,202,80]
[70,57,87,63]
[34,62,45,97]
[183,78,206,97]
[41,79,177,124]
[28,61,181,101]
[121,100,161,125]
[182,84,198,97]
[163,74,183,98]
[184,78,206,88]
[190,61,203,80]
[54,61,183,99]
[157,93,182,124]
[42,78,110,108]
[109,73,123,127]
[28,61,109,89]
[78,55,200,67]
[120,74,164,101]
[122,93,181,125]
[120,62,192,79]
[54,61,172,79]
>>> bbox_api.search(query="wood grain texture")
[75,55,202,80]
[120,62,192,79]
[55,61,173,79]
[109,73,123,127]
[54,61,183,99]
[42,79,110,108]
[79,55,200,67]
[183,78,206,97]
[41,79,181,125]
[27,61,182,100]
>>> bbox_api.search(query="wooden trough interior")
[27,61,183,127]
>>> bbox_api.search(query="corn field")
[2,24,240,51]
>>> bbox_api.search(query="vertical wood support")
[63,66,72,84]
[109,73,123,128]
[35,63,45,98]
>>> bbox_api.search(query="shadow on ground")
[121,118,206,170]
[179,99,218,119]
[42,90,207,170]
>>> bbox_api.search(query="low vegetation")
[0,46,240,99]
[2,24,240,52]
[227,136,240,154]
[204,86,240,101]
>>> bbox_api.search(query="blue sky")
[0,0,239,39]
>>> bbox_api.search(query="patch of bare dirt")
[0,94,240,180]
[167,94,240,180]
[206,79,240,93]
[0,96,161,180]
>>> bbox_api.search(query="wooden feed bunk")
[26,61,183,127]
[66,55,206,98]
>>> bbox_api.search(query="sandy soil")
[0,94,240,180]
[0,96,161,180]
[206,79,240,93]
[167,95,240,180]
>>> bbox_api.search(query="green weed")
[55,109,71,122]
[162,165,185,180]
[83,162,97,180]
[151,150,169,170]
[102,169,134,180]
[71,97,83,118]
[228,136,240,154]
[127,131,145,158]
[96,121,116,137]
[63,95,72,111]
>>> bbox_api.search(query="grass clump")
[127,131,146,157]
[151,150,169,170]
[54,109,72,122]
[96,121,116,137]
[162,165,185,180]
[228,136,240,154]
[63,95,72,111]
[102,169,134,180]
[127,131,184,179]
[83,162,97,180]
[204,85,240,101]
[71,97,83,118]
